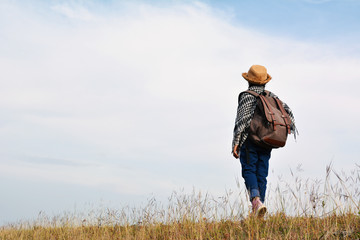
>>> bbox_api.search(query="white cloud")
[51,3,96,21]
[0,157,176,196]
[0,0,359,222]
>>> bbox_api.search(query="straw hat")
[242,65,272,85]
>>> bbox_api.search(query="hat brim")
[242,72,272,85]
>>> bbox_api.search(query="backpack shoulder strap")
[264,90,292,134]
[238,90,259,103]
[243,90,260,97]
[243,90,275,124]
[274,97,292,134]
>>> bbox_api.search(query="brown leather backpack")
[244,90,291,149]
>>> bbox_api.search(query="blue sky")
[0,0,359,225]
[212,0,360,40]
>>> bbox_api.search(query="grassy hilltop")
[1,165,359,239]
[1,213,358,239]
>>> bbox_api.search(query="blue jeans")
[240,139,272,203]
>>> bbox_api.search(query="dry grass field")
[1,213,358,239]
[1,164,359,239]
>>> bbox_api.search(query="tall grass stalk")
[1,164,359,239]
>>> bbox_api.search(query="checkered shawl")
[232,85,297,150]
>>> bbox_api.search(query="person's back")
[232,65,297,217]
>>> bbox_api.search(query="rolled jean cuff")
[250,188,260,200]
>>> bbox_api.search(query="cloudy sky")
[0,0,359,224]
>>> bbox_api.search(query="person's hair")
[249,83,266,87]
